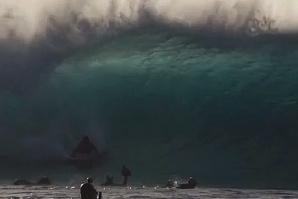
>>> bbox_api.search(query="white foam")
[0,0,297,43]
[2,186,298,199]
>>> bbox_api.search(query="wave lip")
[0,0,296,41]
[0,0,296,93]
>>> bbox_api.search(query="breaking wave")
[0,0,298,188]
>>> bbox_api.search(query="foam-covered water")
[2,186,298,199]
[0,0,298,189]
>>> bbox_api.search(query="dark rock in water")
[177,177,197,189]
[36,176,51,185]
[13,179,32,185]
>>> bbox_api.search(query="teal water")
[0,0,298,189]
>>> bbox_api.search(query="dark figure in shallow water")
[13,176,52,186]
[101,165,132,186]
[80,177,101,199]
[177,177,197,189]
[101,173,115,186]
[121,165,131,185]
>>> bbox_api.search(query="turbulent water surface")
[2,186,298,199]
[0,0,298,189]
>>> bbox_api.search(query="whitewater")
[2,186,298,199]
[0,1,298,197]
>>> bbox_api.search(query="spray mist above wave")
[0,0,296,93]
[0,0,294,42]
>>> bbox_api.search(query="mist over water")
[0,0,296,89]
[0,0,298,188]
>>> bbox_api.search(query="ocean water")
[2,186,298,199]
[0,0,298,192]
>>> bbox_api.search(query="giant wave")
[0,0,298,188]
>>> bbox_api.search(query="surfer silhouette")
[71,136,99,158]
[80,177,101,199]
[121,165,131,185]
[101,165,132,186]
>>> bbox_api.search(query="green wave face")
[1,0,298,188]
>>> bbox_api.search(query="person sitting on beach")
[177,177,197,189]
[13,176,51,186]
[80,177,100,199]
[71,136,99,158]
